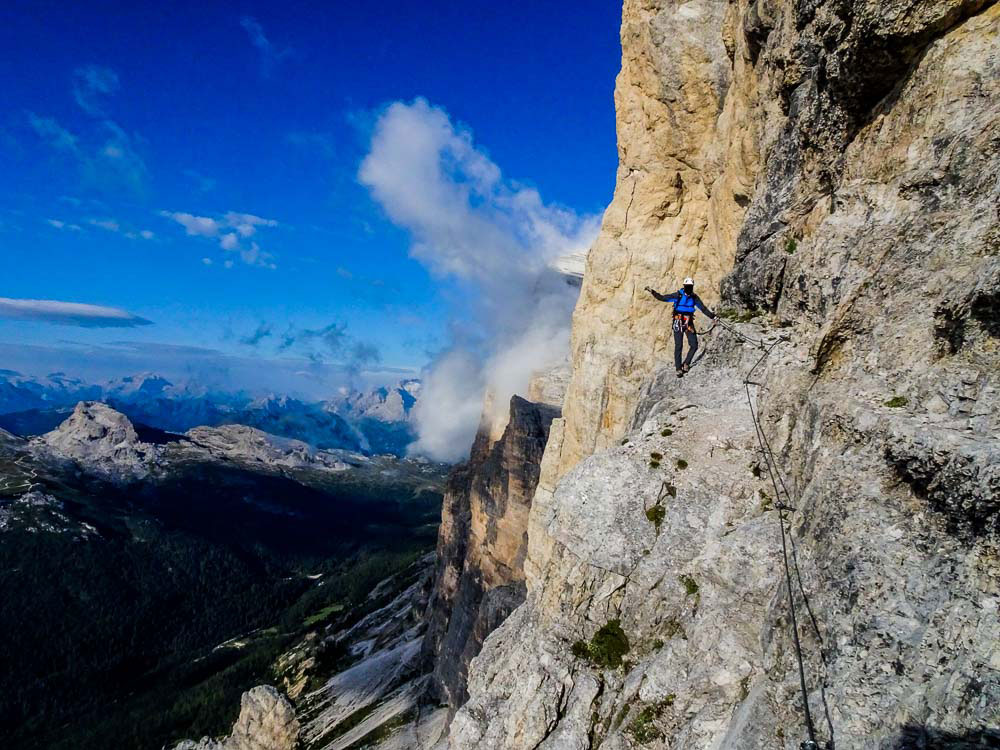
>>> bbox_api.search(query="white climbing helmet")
[683,277,694,286]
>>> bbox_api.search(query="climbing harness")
[672,313,696,333]
[735,329,835,750]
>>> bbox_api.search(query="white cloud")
[139,229,154,240]
[88,218,120,232]
[0,297,152,327]
[360,98,599,461]
[73,65,120,116]
[162,211,220,237]
[160,211,278,266]
[202,257,213,265]
[50,218,88,232]
[224,211,277,238]
[408,350,486,459]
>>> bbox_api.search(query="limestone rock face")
[33,401,160,480]
[174,685,299,750]
[422,395,560,708]
[449,0,1000,747]
[554,0,763,478]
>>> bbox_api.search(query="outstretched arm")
[694,294,716,319]
[644,286,678,303]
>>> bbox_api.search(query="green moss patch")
[720,308,758,323]
[646,505,666,533]
[650,451,663,461]
[571,619,631,669]
[303,602,345,627]
[884,396,908,408]
[660,428,673,436]
[627,696,676,744]
[676,459,688,470]
[662,618,686,640]
[679,574,699,596]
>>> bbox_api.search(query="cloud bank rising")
[359,98,599,461]
[0,298,152,328]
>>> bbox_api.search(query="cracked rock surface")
[447,0,1000,747]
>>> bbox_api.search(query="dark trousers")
[674,328,698,370]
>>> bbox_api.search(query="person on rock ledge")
[645,277,717,378]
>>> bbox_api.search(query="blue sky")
[0,1,620,397]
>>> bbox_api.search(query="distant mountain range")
[0,397,446,750]
[0,371,421,457]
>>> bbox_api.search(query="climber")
[645,277,716,377]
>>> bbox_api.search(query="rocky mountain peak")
[105,372,173,398]
[173,686,299,750]
[34,401,160,480]
[333,379,420,423]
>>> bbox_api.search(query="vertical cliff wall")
[449,0,999,748]
[552,0,767,479]
[422,395,560,708]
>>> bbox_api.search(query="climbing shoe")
[676,369,684,378]
[681,363,690,374]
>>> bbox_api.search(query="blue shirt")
[650,288,716,318]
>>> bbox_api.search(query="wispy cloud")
[27,112,147,193]
[78,216,154,239]
[72,65,120,116]
[47,219,82,231]
[88,217,120,232]
[240,322,273,346]
[160,210,279,268]
[277,321,347,353]
[240,319,381,379]
[183,169,217,193]
[359,98,599,460]
[0,297,152,328]
[27,114,79,153]
[93,120,147,192]
[240,16,292,76]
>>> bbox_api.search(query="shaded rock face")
[287,554,448,750]
[174,686,299,750]
[422,395,560,709]
[448,0,1000,748]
